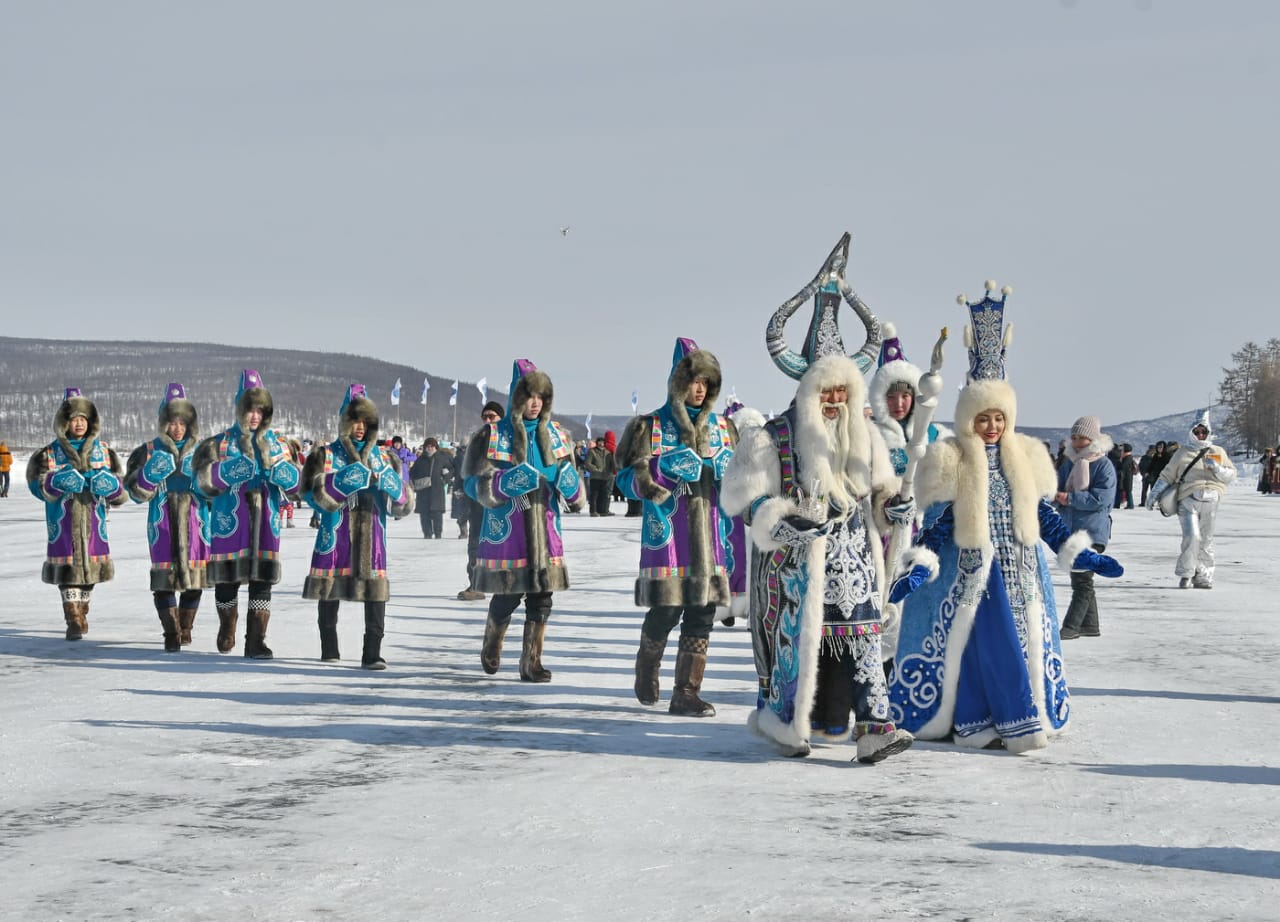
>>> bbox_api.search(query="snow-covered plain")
[2,473,1278,921]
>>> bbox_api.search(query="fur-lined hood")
[666,342,723,455]
[156,384,199,456]
[337,390,380,464]
[230,369,276,461]
[53,389,102,472]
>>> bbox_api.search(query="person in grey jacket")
[1053,415,1117,639]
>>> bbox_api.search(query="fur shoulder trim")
[720,424,781,518]
[915,438,962,509]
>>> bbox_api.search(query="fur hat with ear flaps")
[667,337,723,456]
[157,383,198,442]
[231,369,276,459]
[508,358,553,423]
[53,386,103,470]
[338,383,380,462]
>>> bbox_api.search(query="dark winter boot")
[361,603,386,670]
[318,604,340,662]
[244,609,274,660]
[519,621,552,683]
[668,636,715,717]
[62,600,86,641]
[177,608,198,646]
[481,613,512,674]
[158,607,181,652]
[216,604,238,653]
[634,634,668,705]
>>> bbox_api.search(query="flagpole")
[452,402,457,443]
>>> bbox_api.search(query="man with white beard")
[721,354,917,763]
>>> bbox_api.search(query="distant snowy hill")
[0,337,625,450]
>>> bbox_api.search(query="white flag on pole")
[630,388,639,414]
[449,381,459,407]
[476,377,488,403]
[585,412,593,440]
[421,377,430,404]
[390,378,401,406]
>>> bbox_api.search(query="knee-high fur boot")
[634,634,668,705]
[669,636,715,717]
[177,608,198,646]
[61,596,89,641]
[481,613,511,674]
[244,608,273,660]
[158,607,181,652]
[216,602,238,654]
[519,621,551,683]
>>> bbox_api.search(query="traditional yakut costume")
[616,337,736,716]
[124,383,211,651]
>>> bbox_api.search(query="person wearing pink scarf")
[1053,415,1117,639]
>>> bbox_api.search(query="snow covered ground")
[2,475,1278,921]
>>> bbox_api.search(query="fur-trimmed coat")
[887,420,1087,753]
[192,385,301,585]
[125,431,211,593]
[463,370,586,596]
[615,349,737,609]
[1055,433,1116,548]
[27,399,127,586]
[720,355,901,753]
[302,440,413,603]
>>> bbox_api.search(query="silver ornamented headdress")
[765,232,882,380]
[957,279,1014,383]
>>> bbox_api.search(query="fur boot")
[634,634,668,705]
[668,636,715,717]
[158,607,181,652]
[216,604,238,654]
[481,613,511,674]
[61,599,88,641]
[177,608,198,646]
[244,609,273,660]
[319,605,340,662]
[519,620,552,683]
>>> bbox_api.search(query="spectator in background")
[1257,447,1274,494]
[585,436,617,516]
[0,439,12,497]
[458,401,505,600]
[1054,415,1118,639]
[1114,442,1138,510]
[409,437,454,539]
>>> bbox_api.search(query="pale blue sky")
[2,1,1276,426]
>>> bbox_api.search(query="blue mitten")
[1073,548,1124,578]
[143,451,176,484]
[888,565,932,603]
[376,466,404,498]
[333,462,371,496]
[219,454,257,485]
[50,468,86,494]
[89,470,121,498]
[497,462,542,498]
[884,495,917,526]
[267,461,300,491]
[554,461,580,498]
[706,447,733,480]
[657,446,703,483]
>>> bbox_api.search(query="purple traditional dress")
[124,382,211,650]
[301,384,413,669]
[616,337,736,716]
[192,369,301,658]
[463,359,586,682]
[26,387,127,640]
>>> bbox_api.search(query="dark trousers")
[641,604,716,643]
[154,589,202,612]
[589,478,612,515]
[466,502,485,587]
[419,506,444,538]
[215,581,271,607]
[488,591,553,625]
[1062,543,1103,634]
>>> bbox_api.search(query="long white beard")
[821,403,858,513]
